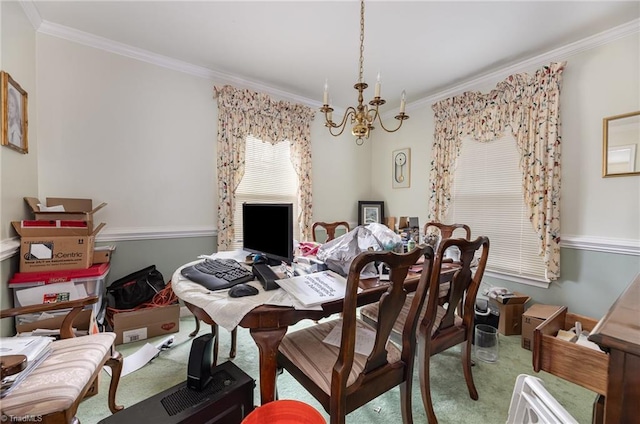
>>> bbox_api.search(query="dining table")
[172,257,459,405]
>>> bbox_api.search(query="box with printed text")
[12,221,105,272]
[110,303,180,345]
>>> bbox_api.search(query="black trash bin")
[473,298,499,343]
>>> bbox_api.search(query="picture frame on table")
[1,71,29,154]
[358,201,385,226]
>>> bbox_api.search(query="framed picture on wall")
[1,71,29,154]
[358,201,385,225]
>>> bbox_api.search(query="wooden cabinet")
[589,274,640,423]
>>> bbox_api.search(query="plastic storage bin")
[9,263,110,326]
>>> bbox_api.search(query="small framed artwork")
[358,201,385,225]
[1,71,29,154]
[392,148,410,188]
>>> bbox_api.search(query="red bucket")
[242,400,325,424]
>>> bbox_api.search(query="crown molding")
[34,19,321,110]
[19,0,42,30]
[405,18,640,114]
[23,0,636,118]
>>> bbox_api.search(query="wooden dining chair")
[417,236,489,423]
[423,222,471,254]
[312,221,350,243]
[0,296,124,423]
[424,222,471,240]
[360,236,489,423]
[276,246,435,424]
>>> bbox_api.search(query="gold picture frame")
[602,111,639,177]
[1,71,29,154]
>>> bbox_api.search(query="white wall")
[35,34,371,236]
[0,1,38,240]
[0,1,38,336]
[372,34,640,244]
[561,35,639,241]
[370,32,640,317]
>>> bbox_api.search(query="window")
[231,135,299,249]
[447,134,547,282]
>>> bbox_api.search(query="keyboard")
[180,258,254,291]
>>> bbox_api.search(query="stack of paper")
[275,270,349,307]
[1,336,53,398]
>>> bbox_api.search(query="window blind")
[448,134,547,281]
[232,136,299,250]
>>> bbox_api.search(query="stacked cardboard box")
[9,198,112,336]
[13,197,109,273]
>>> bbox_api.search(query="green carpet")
[77,313,595,423]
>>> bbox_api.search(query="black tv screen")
[242,203,294,264]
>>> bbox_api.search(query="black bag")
[107,265,165,310]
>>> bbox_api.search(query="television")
[242,203,294,264]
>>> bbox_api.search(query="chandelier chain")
[319,0,408,144]
[359,0,365,84]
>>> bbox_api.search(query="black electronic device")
[252,263,280,291]
[242,203,294,265]
[228,284,259,298]
[98,360,255,424]
[187,333,215,391]
[180,258,254,291]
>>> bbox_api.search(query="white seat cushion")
[278,319,401,395]
[1,333,116,418]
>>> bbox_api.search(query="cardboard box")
[521,303,564,350]
[93,245,116,264]
[488,291,530,335]
[24,197,106,231]
[111,304,180,345]
[12,222,105,272]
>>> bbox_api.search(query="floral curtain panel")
[214,85,315,250]
[429,62,565,280]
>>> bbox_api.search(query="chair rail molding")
[2,231,636,261]
[0,238,20,261]
[560,235,640,256]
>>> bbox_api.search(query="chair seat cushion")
[278,319,401,395]
[360,294,448,337]
[1,333,116,418]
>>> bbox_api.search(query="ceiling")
[29,1,640,112]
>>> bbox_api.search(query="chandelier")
[320,0,409,145]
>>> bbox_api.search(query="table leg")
[249,327,288,404]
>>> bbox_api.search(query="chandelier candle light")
[321,0,409,145]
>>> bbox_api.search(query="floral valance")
[429,62,565,280]
[214,85,315,249]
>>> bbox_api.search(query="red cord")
[105,282,178,328]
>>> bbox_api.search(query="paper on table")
[276,270,348,307]
[264,289,323,311]
[323,321,376,356]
